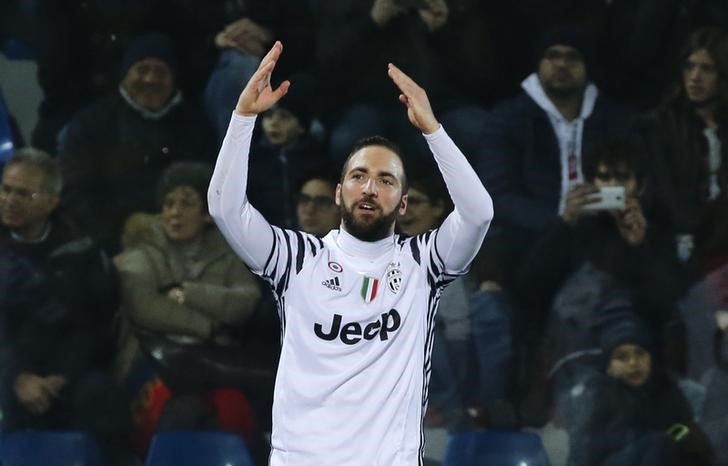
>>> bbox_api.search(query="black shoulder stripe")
[431,229,447,271]
[263,224,279,274]
[276,230,294,296]
[409,236,421,265]
[429,254,443,280]
[306,236,318,256]
[294,230,306,274]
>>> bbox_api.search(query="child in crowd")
[247,74,326,229]
[565,313,712,466]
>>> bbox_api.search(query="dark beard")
[340,202,397,242]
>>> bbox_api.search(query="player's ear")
[335,184,342,206]
[399,194,407,215]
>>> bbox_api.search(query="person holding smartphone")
[515,138,689,425]
[561,139,643,245]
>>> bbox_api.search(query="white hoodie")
[521,73,599,213]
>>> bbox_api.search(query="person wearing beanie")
[564,312,713,466]
[118,32,180,116]
[57,32,215,254]
[476,23,638,300]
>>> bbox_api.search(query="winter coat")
[58,91,215,253]
[0,216,119,383]
[115,218,261,381]
[477,92,636,232]
[640,102,728,235]
[566,370,712,466]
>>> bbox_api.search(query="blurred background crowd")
[2,0,728,465]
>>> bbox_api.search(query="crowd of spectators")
[2,1,728,465]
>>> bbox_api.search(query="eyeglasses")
[297,193,334,209]
[0,184,44,202]
[594,171,633,182]
[406,196,431,207]
[543,49,583,64]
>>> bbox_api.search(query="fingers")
[387,63,418,95]
[272,80,291,100]
[261,40,282,66]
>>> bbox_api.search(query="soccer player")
[208,41,493,466]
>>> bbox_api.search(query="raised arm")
[387,63,493,273]
[208,42,290,272]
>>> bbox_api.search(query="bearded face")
[336,146,407,242]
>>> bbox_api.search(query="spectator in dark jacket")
[640,27,728,257]
[565,313,712,466]
[0,148,126,462]
[478,26,637,235]
[57,32,215,253]
[476,26,637,292]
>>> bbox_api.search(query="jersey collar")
[335,228,395,261]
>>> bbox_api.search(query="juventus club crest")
[385,262,402,294]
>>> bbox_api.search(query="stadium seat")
[145,431,254,466]
[0,91,15,167]
[442,430,551,466]
[0,431,108,466]
[1,39,34,60]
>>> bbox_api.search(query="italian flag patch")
[361,276,379,303]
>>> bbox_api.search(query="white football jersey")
[208,113,493,466]
[261,227,457,466]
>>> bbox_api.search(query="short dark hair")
[4,147,62,194]
[339,136,408,193]
[157,162,213,212]
[582,138,644,186]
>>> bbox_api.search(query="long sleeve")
[427,125,493,274]
[208,113,275,273]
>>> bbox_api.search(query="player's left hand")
[387,63,440,134]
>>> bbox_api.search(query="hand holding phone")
[583,186,626,211]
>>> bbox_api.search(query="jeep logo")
[313,309,401,345]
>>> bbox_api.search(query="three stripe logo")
[322,277,341,291]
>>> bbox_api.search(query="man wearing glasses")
[295,174,340,237]
[0,149,125,461]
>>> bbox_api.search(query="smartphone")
[583,186,626,211]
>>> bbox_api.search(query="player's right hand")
[235,41,290,116]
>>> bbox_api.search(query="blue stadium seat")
[145,431,255,466]
[0,431,109,466]
[442,430,551,466]
[1,39,34,60]
[0,91,15,167]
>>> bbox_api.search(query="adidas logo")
[322,277,342,292]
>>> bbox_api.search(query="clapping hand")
[387,63,440,134]
[235,41,290,116]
